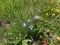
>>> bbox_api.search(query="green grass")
[0,0,60,45]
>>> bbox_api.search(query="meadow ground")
[0,0,60,45]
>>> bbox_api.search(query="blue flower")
[27,19,30,23]
[52,35,57,41]
[22,23,26,27]
[29,25,34,30]
[33,15,40,20]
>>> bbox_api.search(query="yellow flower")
[46,13,48,16]
[55,9,60,13]
[52,13,55,17]
[40,18,44,20]
[52,8,60,13]
[57,37,60,41]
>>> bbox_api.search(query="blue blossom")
[52,35,57,41]
[22,23,26,27]
[33,15,40,20]
[29,25,34,30]
[27,19,30,23]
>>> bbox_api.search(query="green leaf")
[22,39,32,45]
[50,41,54,45]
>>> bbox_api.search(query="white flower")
[22,23,26,27]
[33,15,40,20]
[29,25,34,30]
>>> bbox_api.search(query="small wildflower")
[27,19,30,23]
[46,13,48,16]
[44,39,47,45]
[52,13,55,17]
[57,37,60,41]
[22,23,26,27]
[29,25,34,30]
[40,17,44,20]
[55,9,60,13]
[52,35,57,41]
[57,10,60,13]
[33,15,40,20]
